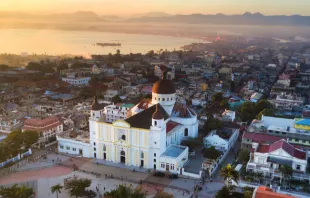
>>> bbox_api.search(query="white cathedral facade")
[57,74,198,173]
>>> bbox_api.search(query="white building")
[23,117,63,146]
[103,103,134,123]
[62,77,91,86]
[204,128,239,152]
[221,110,236,122]
[272,93,304,111]
[250,92,263,103]
[57,74,198,173]
[246,140,308,177]
[104,90,119,101]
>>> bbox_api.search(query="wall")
[181,168,202,179]
[57,138,91,158]
[0,149,32,168]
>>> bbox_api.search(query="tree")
[279,165,293,185]
[146,50,155,57]
[204,118,222,134]
[212,93,223,103]
[104,184,146,198]
[239,102,256,122]
[237,149,250,164]
[257,109,274,120]
[203,147,222,160]
[65,178,92,198]
[220,100,229,109]
[181,138,202,152]
[220,164,239,187]
[153,191,173,198]
[57,63,69,71]
[51,184,63,198]
[0,64,9,71]
[255,100,273,114]
[0,184,34,198]
[243,187,255,198]
[22,130,39,148]
[112,95,122,104]
[215,186,231,198]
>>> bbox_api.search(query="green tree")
[22,130,39,148]
[51,184,63,198]
[239,102,256,122]
[112,95,122,104]
[212,93,223,103]
[215,186,231,198]
[203,147,222,160]
[104,184,146,198]
[204,118,222,134]
[64,178,92,198]
[243,187,255,198]
[279,165,293,185]
[237,149,250,164]
[153,191,173,198]
[57,63,69,71]
[255,100,272,114]
[220,100,229,109]
[181,138,202,152]
[0,184,34,198]
[220,164,239,187]
[257,109,274,120]
[0,64,9,71]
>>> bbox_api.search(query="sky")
[1,0,310,16]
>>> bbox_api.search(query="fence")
[0,149,32,168]
[180,168,202,179]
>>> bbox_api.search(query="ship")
[96,43,121,47]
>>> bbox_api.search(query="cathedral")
[59,73,198,173]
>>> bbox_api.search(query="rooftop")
[253,186,294,198]
[57,130,90,144]
[161,145,187,158]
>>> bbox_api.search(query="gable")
[269,148,292,158]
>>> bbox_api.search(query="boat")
[96,43,121,47]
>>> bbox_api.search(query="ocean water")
[0,29,201,55]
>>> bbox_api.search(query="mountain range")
[1,11,310,26]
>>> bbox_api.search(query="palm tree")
[51,184,63,198]
[104,184,146,198]
[220,164,239,187]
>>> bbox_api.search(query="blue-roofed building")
[159,145,188,174]
[295,119,310,130]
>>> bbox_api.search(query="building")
[253,186,294,198]
[250,92,264,103]
[57,73,198,173]
[246,139,308,178]
[271,93,304,111]
[221,110,236,122]
[204,128,239,152]
[103,103,134,123]
[246,116,310,147]
[154,65,175,80]
[23,117,63,146]
[62,77,91,86]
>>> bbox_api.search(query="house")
[102,103,134,123]
[221,110,236,122]
[250,92,263,103]
[62,76,91,86]
[23,116,63,147]
[204,128,239,152]
[246,140,308,177]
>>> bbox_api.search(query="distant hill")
[128,12,310,26]
[130,11,171,18]
[0,11,105,22]
[101,15,124,21]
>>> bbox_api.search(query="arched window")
[122,135,126,141]
[154,121,157,126]
[141,152,144,158]
[120,150,125,156]
[184,128,188,137]
[103,145,106,152]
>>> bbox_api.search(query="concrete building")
[203,128,239,152]
[103,103,134,123]
[23,117,63,146]
[62,77,91,86]
[271,93,304,111]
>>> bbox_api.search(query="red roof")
[254,186,294,198]
[257,140,306,160]
[23,117,61,132]
[166,121,180,134]
[257,145,270,153]
[243,132,283,143]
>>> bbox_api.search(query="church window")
[167,98,169,101]
[163,98,165,101]
[94,142,96,146]
[154,153,156,157]
[141,152,144,158]
[158,98,160,101]
[122,135,126,141]
[93,113,95,117]
[154,159,156,162]
[154,121,157,126]
[184,128,188,137]
[171,164,175,170]
[161,163,165,168]
[103,145,106,152]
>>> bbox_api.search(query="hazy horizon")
[1,0,310,16]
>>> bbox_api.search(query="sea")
[0,29,202,55]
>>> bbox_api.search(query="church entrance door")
[120,150,126,163]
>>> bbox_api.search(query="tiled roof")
[254,186,294,198]
[166,121,180,134]
[257,145,270,153]
[243,132,283,143]
[137,99,151,110]
[23,117,61,132]
[125,103,169,129]
[261,140,306,160]
[172,102,196,118]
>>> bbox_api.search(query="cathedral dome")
[152,79,176,94]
